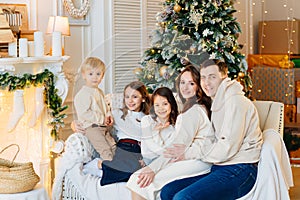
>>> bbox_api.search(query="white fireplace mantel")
[0,56,69,102]
[0,55,69,194]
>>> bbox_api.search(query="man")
[161,59,263,200]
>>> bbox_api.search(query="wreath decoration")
[0,69,68,140]
[63,0,90,19]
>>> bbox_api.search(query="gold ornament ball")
[133,67,142,74]
[159,66,168,76]
[147,74,153,79]
[174,4,182,13]
[238,72,245,78]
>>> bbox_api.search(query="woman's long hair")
[175,65,212,119]
[150,87,179,126]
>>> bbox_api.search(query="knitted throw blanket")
[52,133,93,200]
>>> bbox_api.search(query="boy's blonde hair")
[80,57,106,74]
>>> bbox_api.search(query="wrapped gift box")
[293,58,300,68]
[258,20,300,54]
[248,54,300,70]
[285,104,297,123]
[251,65,300,105]
[288,131,300,164]
[296,82,300,97]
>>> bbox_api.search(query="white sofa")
[238,101,293,200]
[252,101,284,138]
[52,100,293,200]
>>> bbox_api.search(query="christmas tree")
[135,0,251,95]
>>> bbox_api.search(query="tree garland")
[0,69,68,140]
[63,0,90,18]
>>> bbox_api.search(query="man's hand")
[137,166,155,188]
[164,144,186,162]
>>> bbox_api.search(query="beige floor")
[290,166,300,200]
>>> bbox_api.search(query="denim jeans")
[160,163,257,200]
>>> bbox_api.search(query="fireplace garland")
[0,69,68,139]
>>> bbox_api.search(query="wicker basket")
[0,144,40,194]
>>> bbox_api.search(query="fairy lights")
[250,0,300,105]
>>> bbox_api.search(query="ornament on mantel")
[63,0,90,18]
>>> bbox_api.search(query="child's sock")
[82,158,103,177]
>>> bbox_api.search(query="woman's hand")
[136,166,155,188]
[164,144,186,162]
[71,120,86,134]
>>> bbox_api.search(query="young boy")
[74,57,116,162]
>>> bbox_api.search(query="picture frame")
[57,0,90,26]
[0,3,29,30]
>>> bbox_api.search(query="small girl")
[140,87,178,167]
[99,81,151,186]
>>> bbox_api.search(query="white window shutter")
[112,0,162,93]
[145,0,163,48]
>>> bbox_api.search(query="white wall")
[263,0,300,20]
[251,0,300,53]
[235,1,252,55]
[235,0,299,54]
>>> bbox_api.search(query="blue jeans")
[160,163,257,200]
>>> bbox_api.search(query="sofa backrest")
[253,100,284,138]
